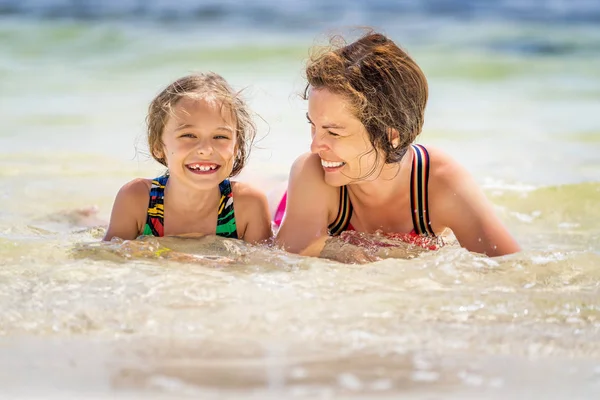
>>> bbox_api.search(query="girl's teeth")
[190,165,217,171]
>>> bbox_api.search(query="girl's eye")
[328,131,340,137]
[180,133,195,138]
[214,135,230,140]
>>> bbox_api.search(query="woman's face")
[307,88,385,187]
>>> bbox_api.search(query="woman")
[274,31,520,260]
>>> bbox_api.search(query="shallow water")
[2,234,600,398]
[1,2,600,398]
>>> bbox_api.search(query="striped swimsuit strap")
[142,174,168,237]
[328,184,353,236]
[142,175,238,239]
[215,179,238,239]
[410,144,435,237]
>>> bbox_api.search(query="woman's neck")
[347,153,412,208]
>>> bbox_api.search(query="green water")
[0,16,599,399]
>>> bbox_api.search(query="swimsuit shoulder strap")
[328,185,353,236]
[410,144,435,237]
[216,179,238,239]
[143,173,168,237]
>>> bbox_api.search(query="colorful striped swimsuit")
[142,174,238,239]
[273,144,436,244]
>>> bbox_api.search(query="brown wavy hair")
[304,31,428,165]
[147,73,256,177]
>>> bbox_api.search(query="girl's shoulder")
[228,180,272,243]
[229,180,268,207]
[104,178,154,241]
[117,178,153,200]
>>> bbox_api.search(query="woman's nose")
[310,131,328,154]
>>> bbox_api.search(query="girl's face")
[156,97,237,189]
[307,88,385,187]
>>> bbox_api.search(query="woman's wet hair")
[304,30,428,167]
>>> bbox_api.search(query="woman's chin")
[324,174,348,187]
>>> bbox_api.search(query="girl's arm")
[233,182,272,244]
[103,179,149,241]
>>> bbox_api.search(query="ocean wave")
[1,0,600,25]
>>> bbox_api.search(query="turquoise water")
[0,13,599,399]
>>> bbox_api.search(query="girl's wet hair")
[147,72,256,177]
[304,30,428,165]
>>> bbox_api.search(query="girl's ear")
[388,128,400,148]
[152,144,164,161]
[234,130,240,155]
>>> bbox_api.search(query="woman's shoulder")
[289,152,336,190]
[417,144,468,186]
[291,152,324,174]
[286,153,339,220]
[418,144,481,221]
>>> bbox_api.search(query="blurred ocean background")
[0,0,599,398]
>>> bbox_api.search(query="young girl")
[104,73,272,244]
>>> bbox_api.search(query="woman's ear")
[388,128,400,148]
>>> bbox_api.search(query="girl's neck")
[164,176,221,215]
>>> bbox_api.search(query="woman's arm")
[429,149,521,257]
[275,153,337,254]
